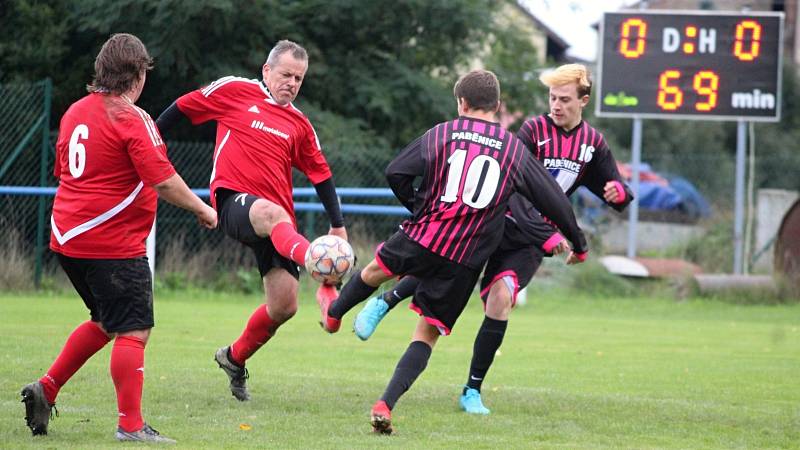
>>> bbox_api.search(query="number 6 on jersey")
[68,124,89,178]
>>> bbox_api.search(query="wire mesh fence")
[2,80,796,289]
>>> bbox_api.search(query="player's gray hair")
[266,40,308,66]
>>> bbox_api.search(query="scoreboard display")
[597,11,784,121]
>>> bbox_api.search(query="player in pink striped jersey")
[355,64,633,415]
[323,70,587,434]
[20,34,217,443]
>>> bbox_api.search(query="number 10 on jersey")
[440,149,501,209]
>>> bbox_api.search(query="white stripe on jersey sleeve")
[51,182,145,245]
[288,103,321,150]
[201,76,260,98]
[132,105,163,147]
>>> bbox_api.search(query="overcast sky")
[520,0,640,61]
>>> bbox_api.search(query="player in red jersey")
[323,70,588,434]
[20,34,217,444]
[353,64,632,414]
[155,40,348,402]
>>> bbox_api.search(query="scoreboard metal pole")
[627,118,642,258]
[734,120,747,274]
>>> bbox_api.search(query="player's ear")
[580,95,590,108]
[456,97,468,114]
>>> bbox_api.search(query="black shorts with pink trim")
[479,244,544,304]
[376,232,480,335]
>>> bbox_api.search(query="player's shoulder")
[200,76,261,98]
[285,102,315,127]
[580,120,608,146]
[521,114,548,127]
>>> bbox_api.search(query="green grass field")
[1,283,798,449]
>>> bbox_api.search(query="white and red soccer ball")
[304,235,355,284]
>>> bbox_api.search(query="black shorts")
[57,253,154,333]
[216,188,299,279]
[376,232,480,335]
[479,244,544,305]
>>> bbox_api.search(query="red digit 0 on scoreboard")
[619,18,648,58]
[734,20,762,62]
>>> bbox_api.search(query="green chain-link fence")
[0,79,52,286]
[0,80,407,289]
[4,80,796,288]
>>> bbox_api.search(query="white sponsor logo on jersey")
[251,120,289,140]
[248,105,260,114]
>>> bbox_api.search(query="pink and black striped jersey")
[517,114,631,202]
[386,117,586,270]
[503,114,633,249]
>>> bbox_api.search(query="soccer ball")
[304,235,355,284]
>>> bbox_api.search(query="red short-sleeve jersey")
[176,76,331,224]
[50,93,176,258]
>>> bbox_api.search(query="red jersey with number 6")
[50,93,176,259]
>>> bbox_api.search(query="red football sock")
[39,320,111,404]
[230,304,274,365]
[110,335,146,433]
[271,222,310,266]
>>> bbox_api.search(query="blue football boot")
[459,387,490,415]
[353,296,390,341]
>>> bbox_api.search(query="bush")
[0,228,34,291]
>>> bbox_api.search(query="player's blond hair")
[539,63,592,98]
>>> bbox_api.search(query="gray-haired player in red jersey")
[354,64,633,415]
[321,70,588,434]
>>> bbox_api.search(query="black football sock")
[465,316,508,393]
[382,276,419,310]
[328,270,377,320]
[380,340,432,410]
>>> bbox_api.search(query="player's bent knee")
[361,260,392,287]
[250,199,291,235]
[117,328,151,344]
[268,301,298,325]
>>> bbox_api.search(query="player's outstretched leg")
[353,296,389,340]
[20,382,56,436]
[115,423,176,444]
[354,276,420,340]
[370,400,393,435]
[214,347,250,401]
[316,284,340,333]
[459,387,490,415]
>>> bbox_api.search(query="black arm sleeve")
[385,136,425,212]
[581,144,634,212]
[516,154,588,254]
[154,101,187,135]
[313,177,345,228]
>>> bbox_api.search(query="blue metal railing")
[0,185,411,216]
